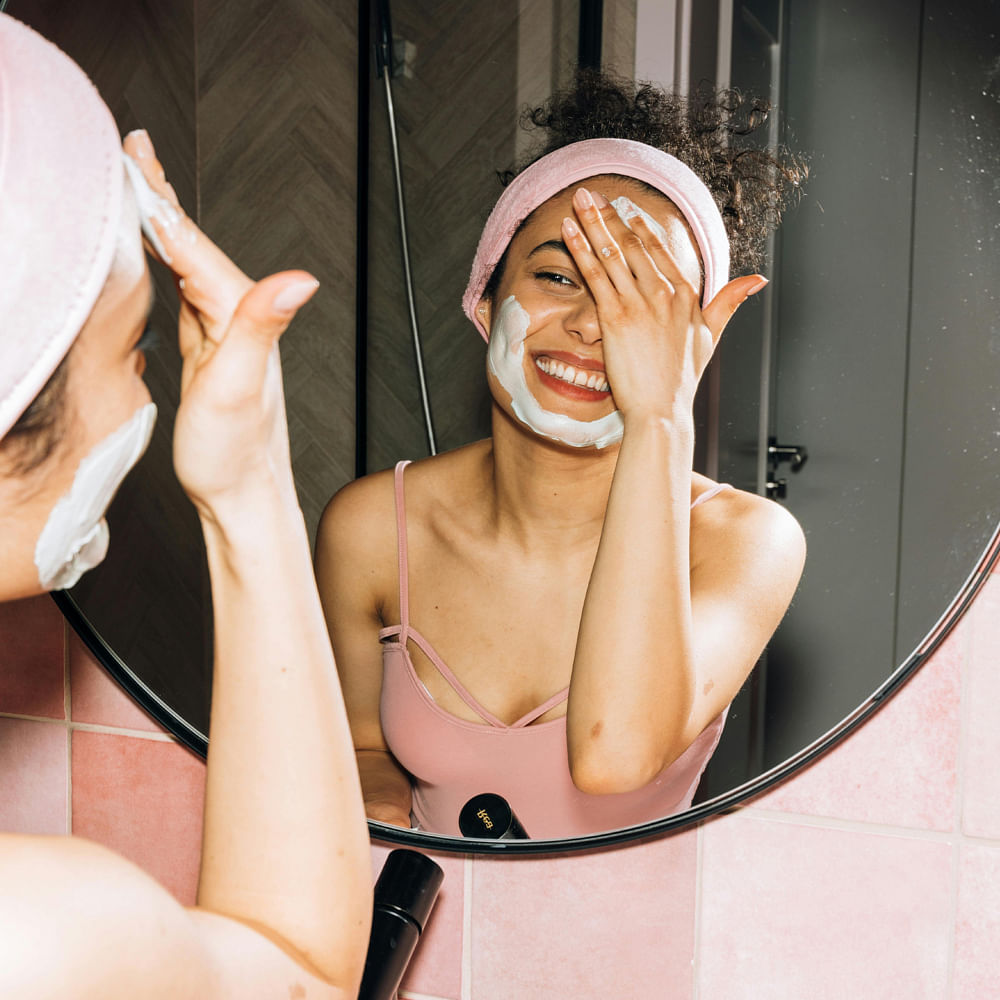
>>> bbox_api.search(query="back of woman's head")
[0,13,126,467]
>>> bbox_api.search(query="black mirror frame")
[52,523,999,856]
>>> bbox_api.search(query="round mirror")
[44,0,1000,853]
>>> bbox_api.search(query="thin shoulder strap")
[393,460,412,638]
[691,482,732,508]
[510,687,570,728]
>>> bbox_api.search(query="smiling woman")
[314,70,809,839]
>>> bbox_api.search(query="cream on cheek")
[487,295,624,449]
[34,401,157,590]
[33,169,158,591]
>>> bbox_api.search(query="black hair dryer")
[459,793,529,840]
[357,848,444,1000]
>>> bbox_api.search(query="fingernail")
[125,128,152,156]
[746,276,769,295]
[562,216,579,237]
[592,191,610,208]
[574,188,594,210]
[272,278,320,313]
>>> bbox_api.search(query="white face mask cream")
[35,402,157,590]
[121,152,183,265]
[610,195,672,244]
[487,296,624,449]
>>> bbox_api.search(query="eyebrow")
[526,239,571,259]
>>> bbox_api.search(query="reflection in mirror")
[323,44,810,837]
[40,0,1000,851]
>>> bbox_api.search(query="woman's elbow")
[568,742,685,796]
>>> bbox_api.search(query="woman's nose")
[565,295,602,344]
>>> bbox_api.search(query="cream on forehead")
[121,153,182,264]
[610,195,673,244]
[487,296,623,449]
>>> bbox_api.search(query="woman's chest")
[387,542,594,727]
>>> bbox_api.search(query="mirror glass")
[38,0,1000,852]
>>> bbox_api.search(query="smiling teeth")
[535,357,609,392]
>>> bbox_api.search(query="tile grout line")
[0,710,175,743]
[64,621,72,835]
[734,806,1000,846]
[946,595,978,996]
[461,854,473,1000]
[691,821,704,999]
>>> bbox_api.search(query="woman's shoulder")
[0,833,211,998]
[691,476,805,560]
[317,441,491,557]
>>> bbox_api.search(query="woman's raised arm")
[562,188,806,795]
[121,130,371,992]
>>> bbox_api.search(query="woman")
[316,72,808,839]
[0,15,369,997]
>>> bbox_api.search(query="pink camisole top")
[378,460,730,839]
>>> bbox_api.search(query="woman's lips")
[532,353,611,400]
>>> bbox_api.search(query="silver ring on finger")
[600,245,613,258]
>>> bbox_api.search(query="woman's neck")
[483,405,620,550]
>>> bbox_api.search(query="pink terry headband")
[462,137,730,341]
[0,14,124,440]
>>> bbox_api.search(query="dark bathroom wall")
[196,0,360,540]
[364,1,584,473]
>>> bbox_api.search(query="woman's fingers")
[208,272,320,403]
[560,213,620,304]
[573,188,635,295]
[621,211,698,298]
[122,131,251,341]
[701,274,769,344]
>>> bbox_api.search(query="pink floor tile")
[0,717,68,834]
[698,814,952,999]
[0,595,66,719]
[370,839,465,1000]
[750,616,964,831]
[962,574,1000,838]
[68,631,164,733]
[469,831,698,1000]
[953,842,1000,998]
[71,730,205,905]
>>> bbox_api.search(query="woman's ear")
[477,298,491,332]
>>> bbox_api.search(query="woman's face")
[480,175,702,442]
[0,207,154,601]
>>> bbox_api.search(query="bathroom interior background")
[4,0,1000,995]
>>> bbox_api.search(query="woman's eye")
[135,322,160,353]
[534,270,574,287]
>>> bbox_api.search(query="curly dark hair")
[485,68,807,297]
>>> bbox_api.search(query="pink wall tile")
[469,831,698,1000]
[749,619,964,831]
[962,574,1000,838]
[0,717,68,834]
[698,814,952,999]
[68,630,164,733]
[953,842,1000,998]
[71,730,205,905]
[0,595,66,719]
[370,840,465,1000]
